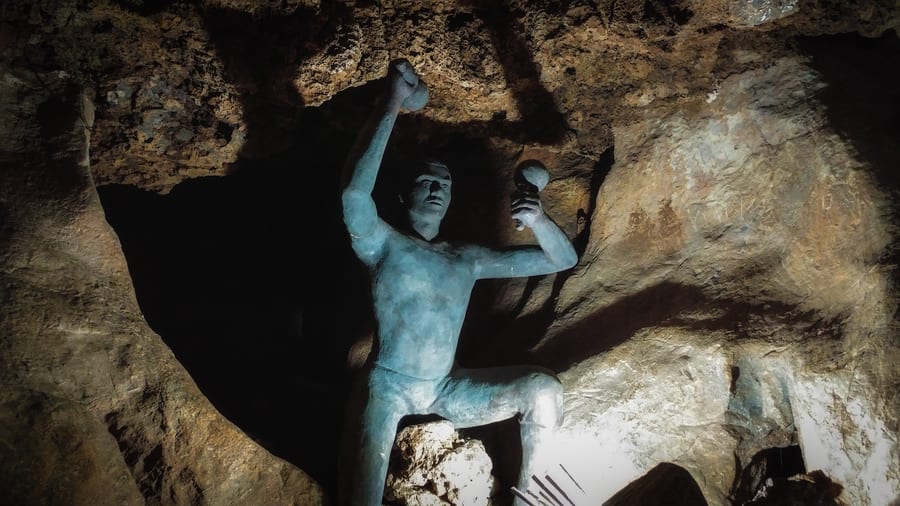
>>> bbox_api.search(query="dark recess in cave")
[733,445,813,505]
[33,84,90,199]
[603,462,708,506]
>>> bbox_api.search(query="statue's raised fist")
[388,58,428,111]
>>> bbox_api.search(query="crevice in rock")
[104,411,167,502]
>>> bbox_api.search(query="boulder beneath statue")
[385,421,498,506]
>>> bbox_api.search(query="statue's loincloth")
[367,363,446,414]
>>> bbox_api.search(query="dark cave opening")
[734,445,806,502]
[98,168,356,490]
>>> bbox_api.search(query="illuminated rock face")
[1,1,898,506]
[541,53,898,506]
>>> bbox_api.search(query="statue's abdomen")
[369,239,473,379]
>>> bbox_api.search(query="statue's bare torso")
[370,231,475,379]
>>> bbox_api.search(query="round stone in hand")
[403,81,429,111]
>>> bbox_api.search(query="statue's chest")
[376,237,473,293]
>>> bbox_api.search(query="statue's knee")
[523,372,563,427]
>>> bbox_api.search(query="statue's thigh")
[430,365,554,429]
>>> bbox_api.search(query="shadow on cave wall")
[799,30,900,199]
[458,145,614,368]
[603,463,708,506]
[799,30,900,269]
[98,0,577,494]
[462,277,842,373]
[732,446,807,505]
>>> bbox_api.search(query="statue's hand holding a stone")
[511,191,544,229]
[387,58,429,112]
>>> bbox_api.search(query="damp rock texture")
[2,0,899,505]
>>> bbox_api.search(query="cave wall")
[0,62,324,506]
[1,0,898,505]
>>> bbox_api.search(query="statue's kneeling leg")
[517,372,564,494]
[517,370,564,429]
[431,367,563,503]
[341,380,405,506]
[356,397,403,505]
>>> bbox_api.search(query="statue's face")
[406,161,452,222]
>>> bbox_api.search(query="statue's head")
[401,158,451,234]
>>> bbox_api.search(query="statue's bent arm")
[469,213,578,279]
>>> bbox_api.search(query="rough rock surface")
[0,39,324,506]
[2,0,899,505]
[385,421,496,506]
[0,387,145,506]
[538,52,899,506]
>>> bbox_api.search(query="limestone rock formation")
[534,52,898,505]
[2,0,898,505]
[385,421,497,506]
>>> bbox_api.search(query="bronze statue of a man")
[340,59,577,506]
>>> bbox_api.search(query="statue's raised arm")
[341,59,428,264]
